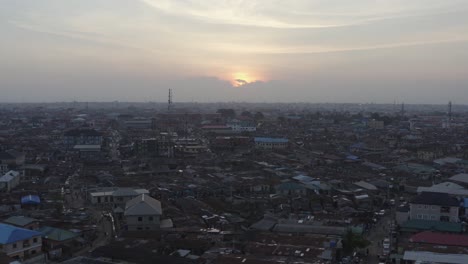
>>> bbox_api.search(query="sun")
[231,72,258,87]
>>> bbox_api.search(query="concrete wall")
[126,215,160,231]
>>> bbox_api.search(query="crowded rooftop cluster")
[1,102,468,263]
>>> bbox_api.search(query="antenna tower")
[168,89,173,112]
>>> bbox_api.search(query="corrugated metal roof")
[0,223,41,244]
[124,194,162,216]
[254,137,289,143]
[403,251,468,264]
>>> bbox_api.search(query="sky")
[1,0,468,103]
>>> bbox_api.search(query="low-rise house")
[38,226,80,260]
[275,182,307,196]
[124,194,162,231]
[2,216,39,230]
[0,171,21,192]
[0,223,42,260]
[0,150,25,167]
[409,192,460,222]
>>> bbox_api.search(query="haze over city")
[1,0,468,103]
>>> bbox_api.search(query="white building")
[0,171,21,192]
[124,194,162,231]
[227,119,256,132]
[254,137,289,150]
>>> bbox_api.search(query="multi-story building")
[0,223,42,260]
[124,194,162,231]
[409,192,460,222]
[63,129,103,149]
[254,137,289,150]
[89,188,149,209]
[227,119,257,132]
[134,137,174,157]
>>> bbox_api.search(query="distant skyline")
[1,0,468,103]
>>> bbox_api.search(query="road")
[365,214,392,263]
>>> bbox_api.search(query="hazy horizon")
[2,0,468,103]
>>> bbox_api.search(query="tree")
[217,109,236,119]
[241,111,252,118]
[342,230,370,255]
[254,111,264,120]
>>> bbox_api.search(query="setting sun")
[231,72,261,87]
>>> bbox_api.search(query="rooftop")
[410,192,459,207]
[0,223,41,244]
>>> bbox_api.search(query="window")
[418,205,422,209]
[138,217,142,222]
[431,205,436,210]
[33,238,38,243]
[424,205,429,209]
[31,250,36,254]
[137,227,142,230]
[149,216,153,221]
[431,215,436,220]
[423,214,428,220]
[12,243,17,249]
[417,214,423,219]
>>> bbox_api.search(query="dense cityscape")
[1,100,468,263]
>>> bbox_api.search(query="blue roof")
[0,223,42,244]
[254,137,289,143]
[464,198,468,208]
[21,195,41,204]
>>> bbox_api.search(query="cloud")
[140,0,467,29]
[235,79,248,86]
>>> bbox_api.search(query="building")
[227,119,256,132]
[0,223,42,260]
[124,194,162,231]
[201,125,232,134]
[0,150,25,167]
[89,188,149,209]
[38,226,79,260]
[134,137,174,157]
[2,216,39,230]
[0,164,9,176]
[254,137,289,150]
[368,119,384,129]
[0,171,21,192]
[63,129,103,149]
[123,119,153,130]
[409,192,460,222]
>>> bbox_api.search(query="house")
[38,226,80,260]
[409,231,468,247]
[124,194,162,231]
[403,251,468,264]
[0,223,42,260]
[254,137,289,150]
[0,150,25,167]
[89,187,149,209]
[0,164,8,176]
[449,173,468,188]
[0,171,21,192]
[2,216,39,230]
[275,182,307,196]
[409,192,460,222]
